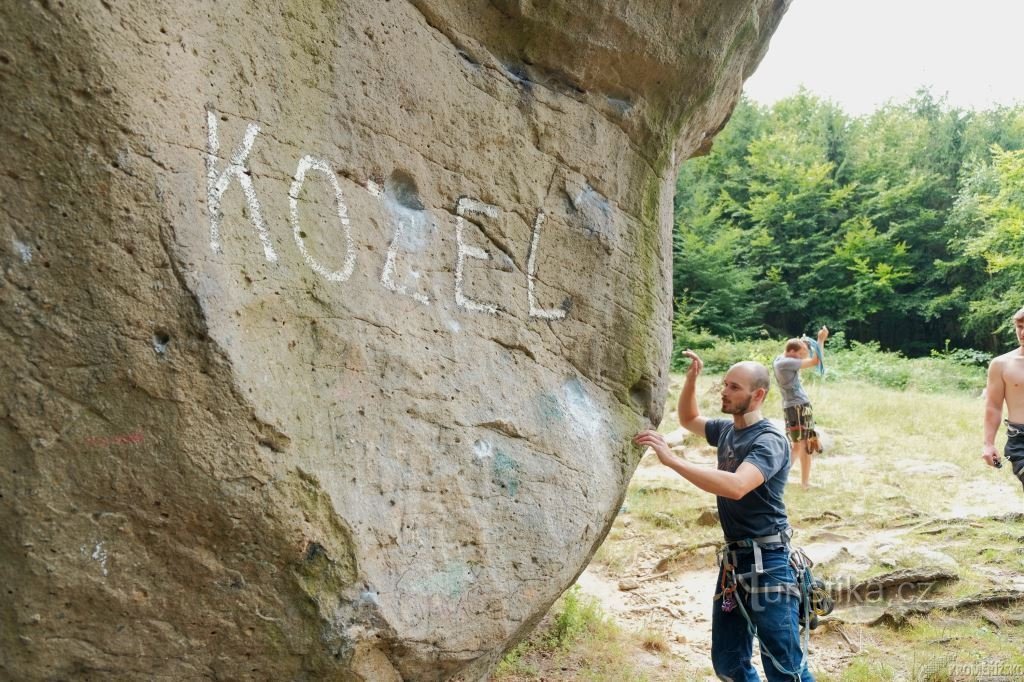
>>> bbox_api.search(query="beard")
[722,395,752,415]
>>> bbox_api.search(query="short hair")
[784,338,806,353]
[750,363,771,393]
[733,361,771,393]
[1014,307,1024,322]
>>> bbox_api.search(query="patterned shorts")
[1006,427,1024,492]
[784,403,821,453]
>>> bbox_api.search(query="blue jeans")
[711,546,814,682]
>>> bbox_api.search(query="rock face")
[0,1,787,679]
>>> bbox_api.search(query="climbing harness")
[715,531,833,679]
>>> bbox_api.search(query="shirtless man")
[982,306,1024,491]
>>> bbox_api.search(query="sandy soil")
[575,452,850,678]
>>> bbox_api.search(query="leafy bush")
[930,341,991,367]
[828,340,985,393]
[492,641,535,677]
[826,329,848,350]
[826,340,913,389]
[674,334,986,394]
[545,586,607,649]
[688,337,779,374]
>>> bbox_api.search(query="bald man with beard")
[635,351,814,682]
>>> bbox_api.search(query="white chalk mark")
[365,179,383,197]
[13,239,32,264]
[527,210,567,320]
[89,542,109,577]
[446,318,462,333]
[563,378,604,441]
[381,219,430,305]
[473,439,494,461]
[456,197,500,220]
[454,197,500,315]
[205,109,278,262]
[289,155,356,282]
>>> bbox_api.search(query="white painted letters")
[454,198,501,315]
[200,109,577,322]
[289,156,356,282]
[205,109,278,262]
[527,210,567,320]
[381,218,431,305]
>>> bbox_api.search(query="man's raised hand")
[682,349,703,378]
[633,430,676,467]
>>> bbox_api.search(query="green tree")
[947,146,1024,348]
[671,88,1024,355]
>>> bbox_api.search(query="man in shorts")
[773,326,829,489]
[983,306,1024,491]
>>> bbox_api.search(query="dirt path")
[576,563,718,666]
[573,443,1024,678]
[575,451,859,678]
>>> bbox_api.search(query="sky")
[742,0,1024,116]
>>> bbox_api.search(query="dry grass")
[492,587,696,681]
[637,628,671,654]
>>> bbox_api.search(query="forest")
[672,88,1024,362]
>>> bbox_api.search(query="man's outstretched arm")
[633,430,764,500]
[800,326,829,369]
[677,350,708,437]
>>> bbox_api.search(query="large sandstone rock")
[0,1,788,679]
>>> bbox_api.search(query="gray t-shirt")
[705,418,791,540]
[773,355,809,408]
